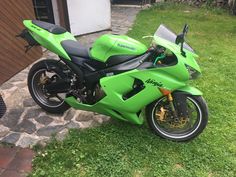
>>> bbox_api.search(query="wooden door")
[0,0,42,85]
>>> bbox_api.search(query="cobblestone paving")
[0,6,141,147]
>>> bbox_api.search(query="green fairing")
[177,86,203,95]
[90,34,147,62]
[65,61,189,124]
[23,20,76,60]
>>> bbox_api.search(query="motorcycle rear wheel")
[146,95,208,142]
[28,59,70,114]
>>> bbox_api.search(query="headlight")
[185,64,201,79]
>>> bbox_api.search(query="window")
[32,0,55,23]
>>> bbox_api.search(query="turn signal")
[159,88,171,95]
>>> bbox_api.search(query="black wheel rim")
[31,69,66,108]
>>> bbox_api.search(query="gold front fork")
[167,93,177,117]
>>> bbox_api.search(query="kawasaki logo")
[145,79,163,87]
[117,43,136,51]
[31,25,41,31]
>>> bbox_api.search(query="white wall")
[66,0,111,36]
[51,0,60,25]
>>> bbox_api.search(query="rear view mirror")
[175,33,184,45]
[175,24,189,57]
[183,24,189,35]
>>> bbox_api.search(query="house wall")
[66,0,111,36]
[0,0,42,85]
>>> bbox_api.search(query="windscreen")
[154,24,194,53]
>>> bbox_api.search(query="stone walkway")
[0,6,141,148]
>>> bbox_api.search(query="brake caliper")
[156,107,167,122]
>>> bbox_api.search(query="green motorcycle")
[19,20,208,141]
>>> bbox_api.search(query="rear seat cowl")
[32,20,67,35]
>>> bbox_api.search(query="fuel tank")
[90,34,147,62]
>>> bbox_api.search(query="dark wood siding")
[0,0,42,85]
[57,0,71,31]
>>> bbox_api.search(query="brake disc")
[169,117,189,128]
[38,74,50,85]
[156,106,189,128]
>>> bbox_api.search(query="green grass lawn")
[30,4,236,177]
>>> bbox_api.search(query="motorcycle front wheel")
[146,95,208,142]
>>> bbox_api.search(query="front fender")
[176,86,203,95]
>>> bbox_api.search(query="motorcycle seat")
[32,20,67,34]
[61,40,91,59]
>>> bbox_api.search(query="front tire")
[146,95,208,142]
[28,59,70,114]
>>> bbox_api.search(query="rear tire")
[146,95,208,142]
[28,59,70,114]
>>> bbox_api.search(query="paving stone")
[1,108,24,128]
[94,115,110,123]
[35,115,53,125]
[17,148,35,160]
[46,112,64,117]
[0,168,4,174]
[64,109,76,121]
[0,147,19,168]
[20,69,29,75]
[76,111,94,122]
[23,98,36,107]
[0,83,14,90]
[0,125,10,138]
[16,136,38,148]
[1,133,21,144]
[79,121,93,129]
[15,83,27,89]
[55,129,69,141]
[0,169,25,177]
[8,73,27,82]
[89,120,101,127]
[66,121,80,129]
[36,125,64,137]
[23,108,41,119]
[12,120,36,134]
[4,89,29,108]
[37,138,49,148]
